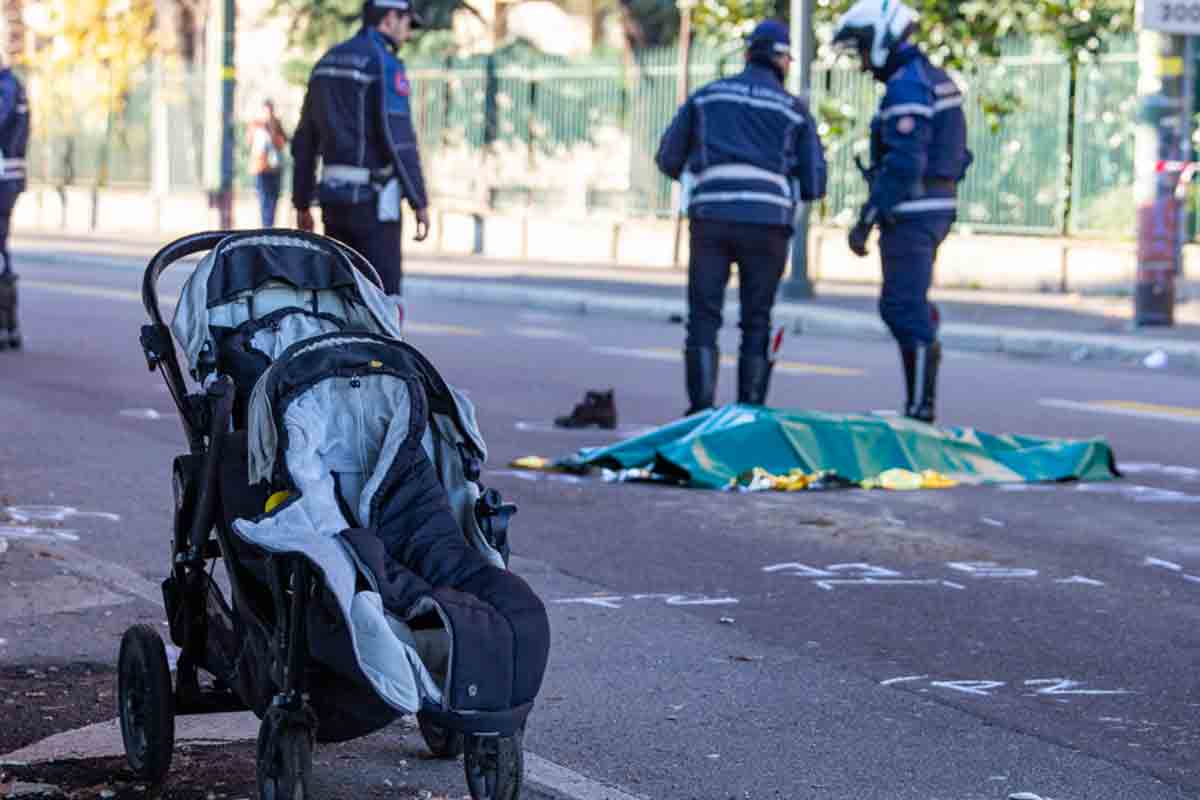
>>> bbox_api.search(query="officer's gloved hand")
[848,205,878,258]
[848,221,871,257]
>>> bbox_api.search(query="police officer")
[0,62,28,351]
[292,0,430,319]
[833,0,972,424]
[656,19,827,414]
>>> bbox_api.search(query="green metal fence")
[18,43,1145,239]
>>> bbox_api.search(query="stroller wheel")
[257,710,313,800]
[117,624,176,784]
[464,730,523,800]
[417,711,464,758]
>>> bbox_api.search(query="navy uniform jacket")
[0,68,29,196]
[292,27,428,212]
[867,44,972,219]
[655,63,827,228]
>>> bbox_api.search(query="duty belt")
[321,163,394,187]
[922,177,956,193]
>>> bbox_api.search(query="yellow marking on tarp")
[1098,400,1200,418]
[641,346,864,377]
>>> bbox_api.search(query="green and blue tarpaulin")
[562,405,1118,490]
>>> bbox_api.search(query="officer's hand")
[848,221,871,257]
[414,208,430,242]
[296,208,315,233]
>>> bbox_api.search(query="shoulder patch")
[393,69,411,96]
[896,116,915,134]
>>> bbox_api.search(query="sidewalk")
[13,229,1200,372]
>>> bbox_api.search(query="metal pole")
[780,0,815,300]
[1134,27,1182,326]
[1178,35,1195,277]
[217,0,236,229]
[671,0,695,267]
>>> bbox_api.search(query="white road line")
[1039,397,1200,425]
[526,752,648,800]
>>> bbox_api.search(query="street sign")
[1142,0,1200,34]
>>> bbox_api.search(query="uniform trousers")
[877,213,954,349]
[322,202,403,296]
[685,218,791,358]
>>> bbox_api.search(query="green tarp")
[563,405,1119,490]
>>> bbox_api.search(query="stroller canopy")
[172,232,404,376]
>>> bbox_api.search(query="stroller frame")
[125,230,526,800]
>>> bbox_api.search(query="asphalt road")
[1,246,1199,800]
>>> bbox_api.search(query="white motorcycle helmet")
[832,0,919,73]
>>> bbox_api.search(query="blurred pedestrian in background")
[247,99,289,227]
[656,19,827,415]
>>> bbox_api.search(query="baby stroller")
[124,230,550,800]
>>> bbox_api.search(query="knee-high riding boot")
[684,346,720,416]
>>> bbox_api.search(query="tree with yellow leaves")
[23,0,157,190]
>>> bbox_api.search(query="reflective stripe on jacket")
[655,64,827,228]
[868,45,972,218]
[292,27,428,211]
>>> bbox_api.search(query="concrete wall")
[14,184,1198,291]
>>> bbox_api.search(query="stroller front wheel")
[117,624,176,784]
[257,708,314,800]
[464,729,523,800]
[417,711,464,758]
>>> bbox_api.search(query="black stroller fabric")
[231,333,549,732]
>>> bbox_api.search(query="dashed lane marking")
[24,280,161,304]
[405,321,481,336]
[1039,398,1200,425]
[592,346,865,377]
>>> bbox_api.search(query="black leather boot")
[900,346,916,414]
[0,271,15,350]
[555,389,617,429]
[906,342,941,423]
[737,355,773,406]
[684,346,720,416]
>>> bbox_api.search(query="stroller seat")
[232,331,550,730]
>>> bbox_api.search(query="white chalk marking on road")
[1119,463,1200,479]
[120,408,167,420]
[815,578,964,591]
[1144,557,1182,572]
[1184,574,1200,584]
[525,752,648,800]
[554,593,738,609]
[1039,397,1200,425]
[1024,678,1132,696]
[4,505,120,523]
[980,517,1006,527]
[879,675,929,686]
[0,526,80,543]
[930,680,1006,697]
[1055,575,1106,587]
[947,561,1038,579]
[555,596,626,609]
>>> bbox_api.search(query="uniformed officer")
[292,0,430,319]
[0,63,28,352]
[833,0,972,424]
[656,19,827,414]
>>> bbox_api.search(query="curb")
[405,277,1200,372]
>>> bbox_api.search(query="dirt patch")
[1,744,466,800]
[0,745,256,799]
[0,664,116,755]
